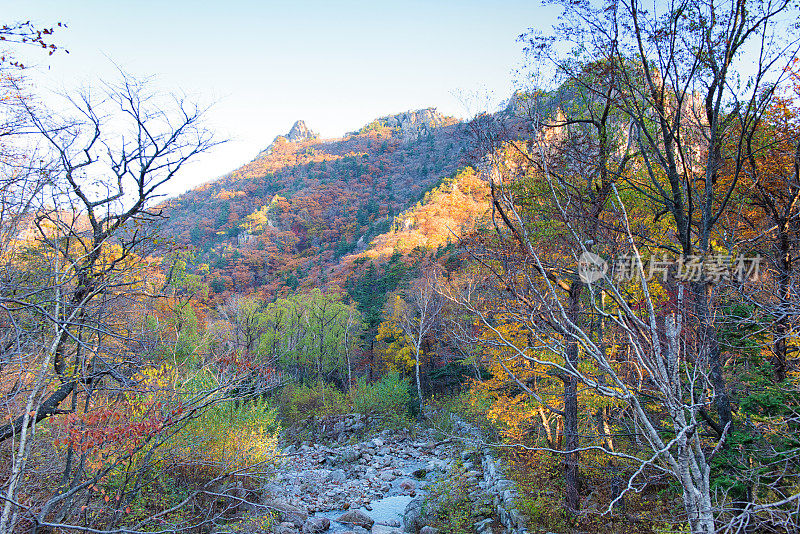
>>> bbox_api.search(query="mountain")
[162,108,478,300]
[256,120,319,158]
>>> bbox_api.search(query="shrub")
[423,461,475,534]
[279,381,349,425]
[275,374,413,430]
[96,367,281,529]
[350,371,412,422]
[174,398,281,476]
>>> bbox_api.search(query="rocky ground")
[221,414,526,534]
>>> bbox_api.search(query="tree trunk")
[564,282,582,514]
[693,281,733,431]
[773,223,791,383]
[415,345,424,417]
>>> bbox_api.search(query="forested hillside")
[2,3,800,534]
[162,110,471,299]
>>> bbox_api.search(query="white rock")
[328,469,347,483]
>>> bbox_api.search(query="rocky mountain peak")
[256,120,319,158]
[376,108,448,141]
[286,120,318,143]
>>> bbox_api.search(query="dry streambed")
[222,415,528,534]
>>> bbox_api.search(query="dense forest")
[1,1,800,534]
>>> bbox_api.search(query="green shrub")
[279,381,349,424]
[105,369,281,528]
[423,461,474,534]
[162,396,281,484]
[276,374,412,430]
[350,371,412,421]
[517,490,566,531]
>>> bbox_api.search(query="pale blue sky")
[3,1,557,196]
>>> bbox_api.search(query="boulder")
[328,469,347,484]
[424,460,447,472]
[260,498,308,526]
[474,518,493,532]
[403,496,426,533]
[341,448,362,463]
[274,523,300,534]
[399,479,416,491]
[412,468,428,479]
[337,510,375,528]
[302,517,330,534]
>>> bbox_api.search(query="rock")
[274,523,300,534]
[342,448,362,463]
[412,468,428,479]
[306,469,331,481]
[257,120,319,157]
[420,527,439,534]
[302,517,330,534]
[260,498,308,526]
[399,479,416,491]
[379,520,401,528]
[350,421,365,432]
[474,518,493,532]
[403,496,426,533]
[371,525,402,534]
[377,108,448,141]
[494,480,513,492]
[508,509,528,527]
[328,469,347,483]
[484,458,497,479]
[425,459,447,472]
[287,120,318,143]
[378,471,396,482]
[337,510,375,529]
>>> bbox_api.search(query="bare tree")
[446,1,799,530]
[399,265,444,416]
[0,74,291,534]
[0,74,218,443]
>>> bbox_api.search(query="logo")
[578,252,608,283]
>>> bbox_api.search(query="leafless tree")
[399,264,444,416]
[0,74,284,534]
[447,1,800,530]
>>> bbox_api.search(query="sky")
[3,0,558,197]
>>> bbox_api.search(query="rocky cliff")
[373,108,450,142]
[286,120,318,142]
[258,119,319,157]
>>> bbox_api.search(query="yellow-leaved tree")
[375,294,416,373]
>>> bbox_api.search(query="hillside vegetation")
[2,3,800,534]
[163,111,471,299]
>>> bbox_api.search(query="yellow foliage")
[375,294,416,372]
[125,364,280,477]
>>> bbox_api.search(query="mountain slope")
[163,109,473,298]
